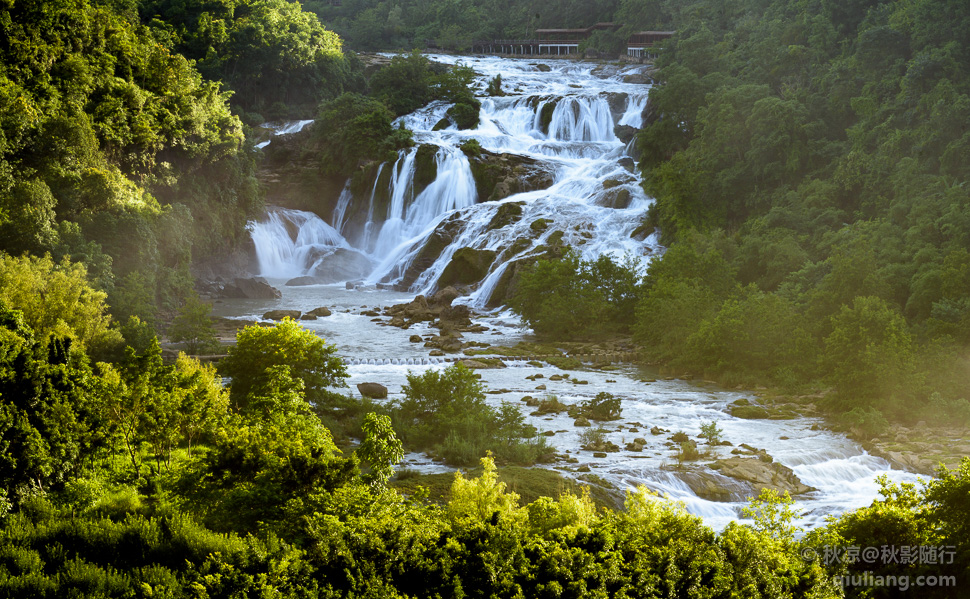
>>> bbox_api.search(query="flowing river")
[213,54,920,530]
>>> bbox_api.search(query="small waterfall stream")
[237,55,921,530]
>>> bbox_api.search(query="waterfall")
[546,96,617,142]
[249,208,365,281]
[619,94,649,128]
[250,56,662,297]
[236,57,924,531]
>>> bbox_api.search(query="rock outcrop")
[468,150,554,203]
[710,457,816,495]
[221,277,282,300]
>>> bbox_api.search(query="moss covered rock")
[438,247,498,288]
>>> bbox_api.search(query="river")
[213,54,920,531]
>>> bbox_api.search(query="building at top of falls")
[471,24,673,58]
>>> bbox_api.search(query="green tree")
[0,254,117,352]
[220,318,348,408]
[823,296,917,410]
[356,412,404,489]
[168,294,220,355]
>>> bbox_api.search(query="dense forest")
[2,0,970,596]
[513,0,970,441]
[302,0,669,52]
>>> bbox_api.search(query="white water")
[249,207,351,278]
[239,56,922,530]
[255,119,315,149]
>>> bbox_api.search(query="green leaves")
[357,412,404,489]
[220,317,347,410]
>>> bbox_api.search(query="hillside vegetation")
[513,0,970,438]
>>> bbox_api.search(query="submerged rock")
[308,248,373,283]
[263,309,301,320]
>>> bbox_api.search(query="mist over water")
[240,55,922,530]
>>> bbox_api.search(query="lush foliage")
[511,250,641,339]
[504,0,970,432]
[219,318,348,408]
[140,0,362,119]
[0,0,263,325]
[1,265,968,599]
[314,93,414,175]
[393,363,548,465]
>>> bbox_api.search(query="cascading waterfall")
[251,58,659,293]
[235,57,922,529]
[249,207,353,279]
[545,96,617,142]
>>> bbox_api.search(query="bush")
[394,364,547,465]
[581,392,622,421]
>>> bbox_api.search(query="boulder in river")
[357,382,388,399]
[263,309,301,320]
[308,248,373,283]
[222,277,281,300]
[710,457,816,495]
[307,306,332,317]
[285,276,326,286]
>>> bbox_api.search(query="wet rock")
[357,382,388,399]
[300,314,317,321]
[614,124,637,144]
[468,151,554,203]
[307,248,373,283]
[393,213,465,289]
[625,442,643,452]
[409,335,423,343]
[307,306,332,317]
[574,417,591,427]
[431,286,461,308]
[222,277,281,300]
[286,276,327,286]
[535,63,552,72]
[425,335,463,353]
[263,309,301,320]
[650,426,666,435]
[439,247,497,288]
[622,72,651,85]
[730,404,771,419]
[487,201,525,231]
[439,304,472,326]
[710,457,816,495]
